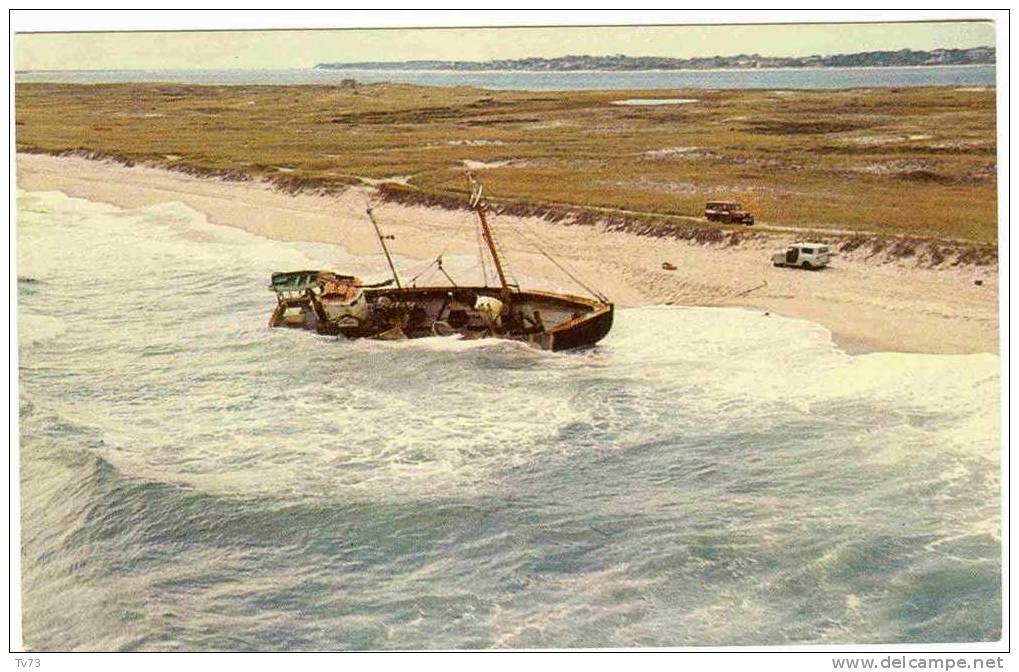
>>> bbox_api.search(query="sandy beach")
[17,152,998,355]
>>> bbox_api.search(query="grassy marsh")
[15,82,997,244]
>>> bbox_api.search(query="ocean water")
[17,191,1001,650]
[14,65,996,90]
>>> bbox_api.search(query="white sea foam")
[17,190,1002,648]
[17,190,1000,497]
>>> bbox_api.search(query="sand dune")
[16,153,998,355]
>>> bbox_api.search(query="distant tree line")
[315,47,995,71]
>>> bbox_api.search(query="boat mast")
[366,206,402,289]
[467,173,511,299]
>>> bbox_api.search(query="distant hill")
[316,47,995,71]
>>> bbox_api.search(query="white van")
[771,242,831,270]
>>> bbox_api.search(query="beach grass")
[15,82,997,244]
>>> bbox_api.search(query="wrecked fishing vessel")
[269,175,613,351]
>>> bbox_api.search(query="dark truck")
[704,201,754,225]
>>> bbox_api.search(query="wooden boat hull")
[543,300,614,352]
[270,283,613,351]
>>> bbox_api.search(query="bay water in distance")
[14,65,996,90]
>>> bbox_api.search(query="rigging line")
[403,257,438,279]
[406,244,453,286]
[519,215,608,302]
[436,256,458,287]
[540,244,607,302]
[404,263,442,287]
[503,218,575,291]
[506,219,608,302]
[437,244,451,267]
[425,242,457,288]
[404,239,443,278]
[485,212,520,288]
[417,242,451,275]
[407,260,438,285]
[395,231,449,277]
[496,218,542,292]
[418,265,441,286]
[492,209,560,284]
[491,229,515,285]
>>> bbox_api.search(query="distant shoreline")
[15,63,996,76]
[312,63,995,74]
[316,47,995,72]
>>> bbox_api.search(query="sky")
[15,21,995,71]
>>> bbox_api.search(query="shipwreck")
[268,174,613,351]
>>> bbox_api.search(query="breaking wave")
[17,191,1001,650]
